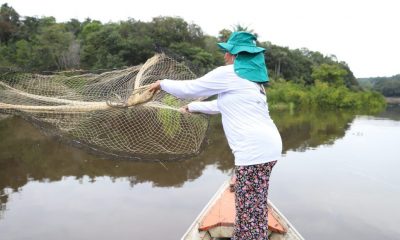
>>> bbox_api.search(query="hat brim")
[217,42,234,53]
[218,42,265,54]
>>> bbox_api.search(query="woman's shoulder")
[214,64,234,73]
[205,65,235,80]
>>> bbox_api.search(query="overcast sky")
[2,0,399,78]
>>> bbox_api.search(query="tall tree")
[150,17,190,47]
[18,16,40,41]
[65,18,82,36]
[218,29,231,42]
[30,24,75,70]
[0,3,20,43]
[80,23,125,69]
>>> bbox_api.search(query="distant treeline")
[1,4,357,84]
[358,75,400,97]
[0,3,386,111]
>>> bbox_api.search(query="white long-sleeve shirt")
[160,64,282,166]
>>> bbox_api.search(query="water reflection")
[270,114,400,239]
[1,106,394,222]
[272,109,356,152]
[0,118,230,185]
[0,116,233,217]
[378,103,400,121]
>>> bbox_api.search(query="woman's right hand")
[148,80,161,93]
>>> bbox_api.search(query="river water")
[0,105,399,240]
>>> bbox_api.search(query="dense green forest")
[0,3,386,111]
[358,75,400,97]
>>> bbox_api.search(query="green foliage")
[267,80,386,113]
[0,3,360,90]
[358,74,400,97]
[80,23,126,69]
[15,39,31,67]
[311,63,347,87]
[65,18,82,36]
[151,16,190,46]
[263,44,358,88]
[0,5,221,72]
[31,24,74,70]
[0,3,20,43]
[0,3,386,112]
[267,80,309,108]
[169,42,215,74]
[218,29,231,42]
[0,44,14,66]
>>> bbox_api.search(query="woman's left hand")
[179,105,190,114]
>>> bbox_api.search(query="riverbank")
[386,97,400,104]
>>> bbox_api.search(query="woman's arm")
[187,100,220,115]
[149,66,230,99]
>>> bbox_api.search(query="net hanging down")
[0,54,210,160]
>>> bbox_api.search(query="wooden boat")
[181,178,304,240]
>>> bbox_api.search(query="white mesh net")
[0,54,209,160]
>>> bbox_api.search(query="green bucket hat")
[218,31,268,83]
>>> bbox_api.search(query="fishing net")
[0,54,210,160]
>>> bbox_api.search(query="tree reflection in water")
[1,106,383,216]
[272,109,356,152]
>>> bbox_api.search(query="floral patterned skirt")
[233,160,277,240]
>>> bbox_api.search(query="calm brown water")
[0,105,399,240]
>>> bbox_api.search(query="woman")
[149,31,282,240]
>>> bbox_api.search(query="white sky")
[2,0,399,78]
